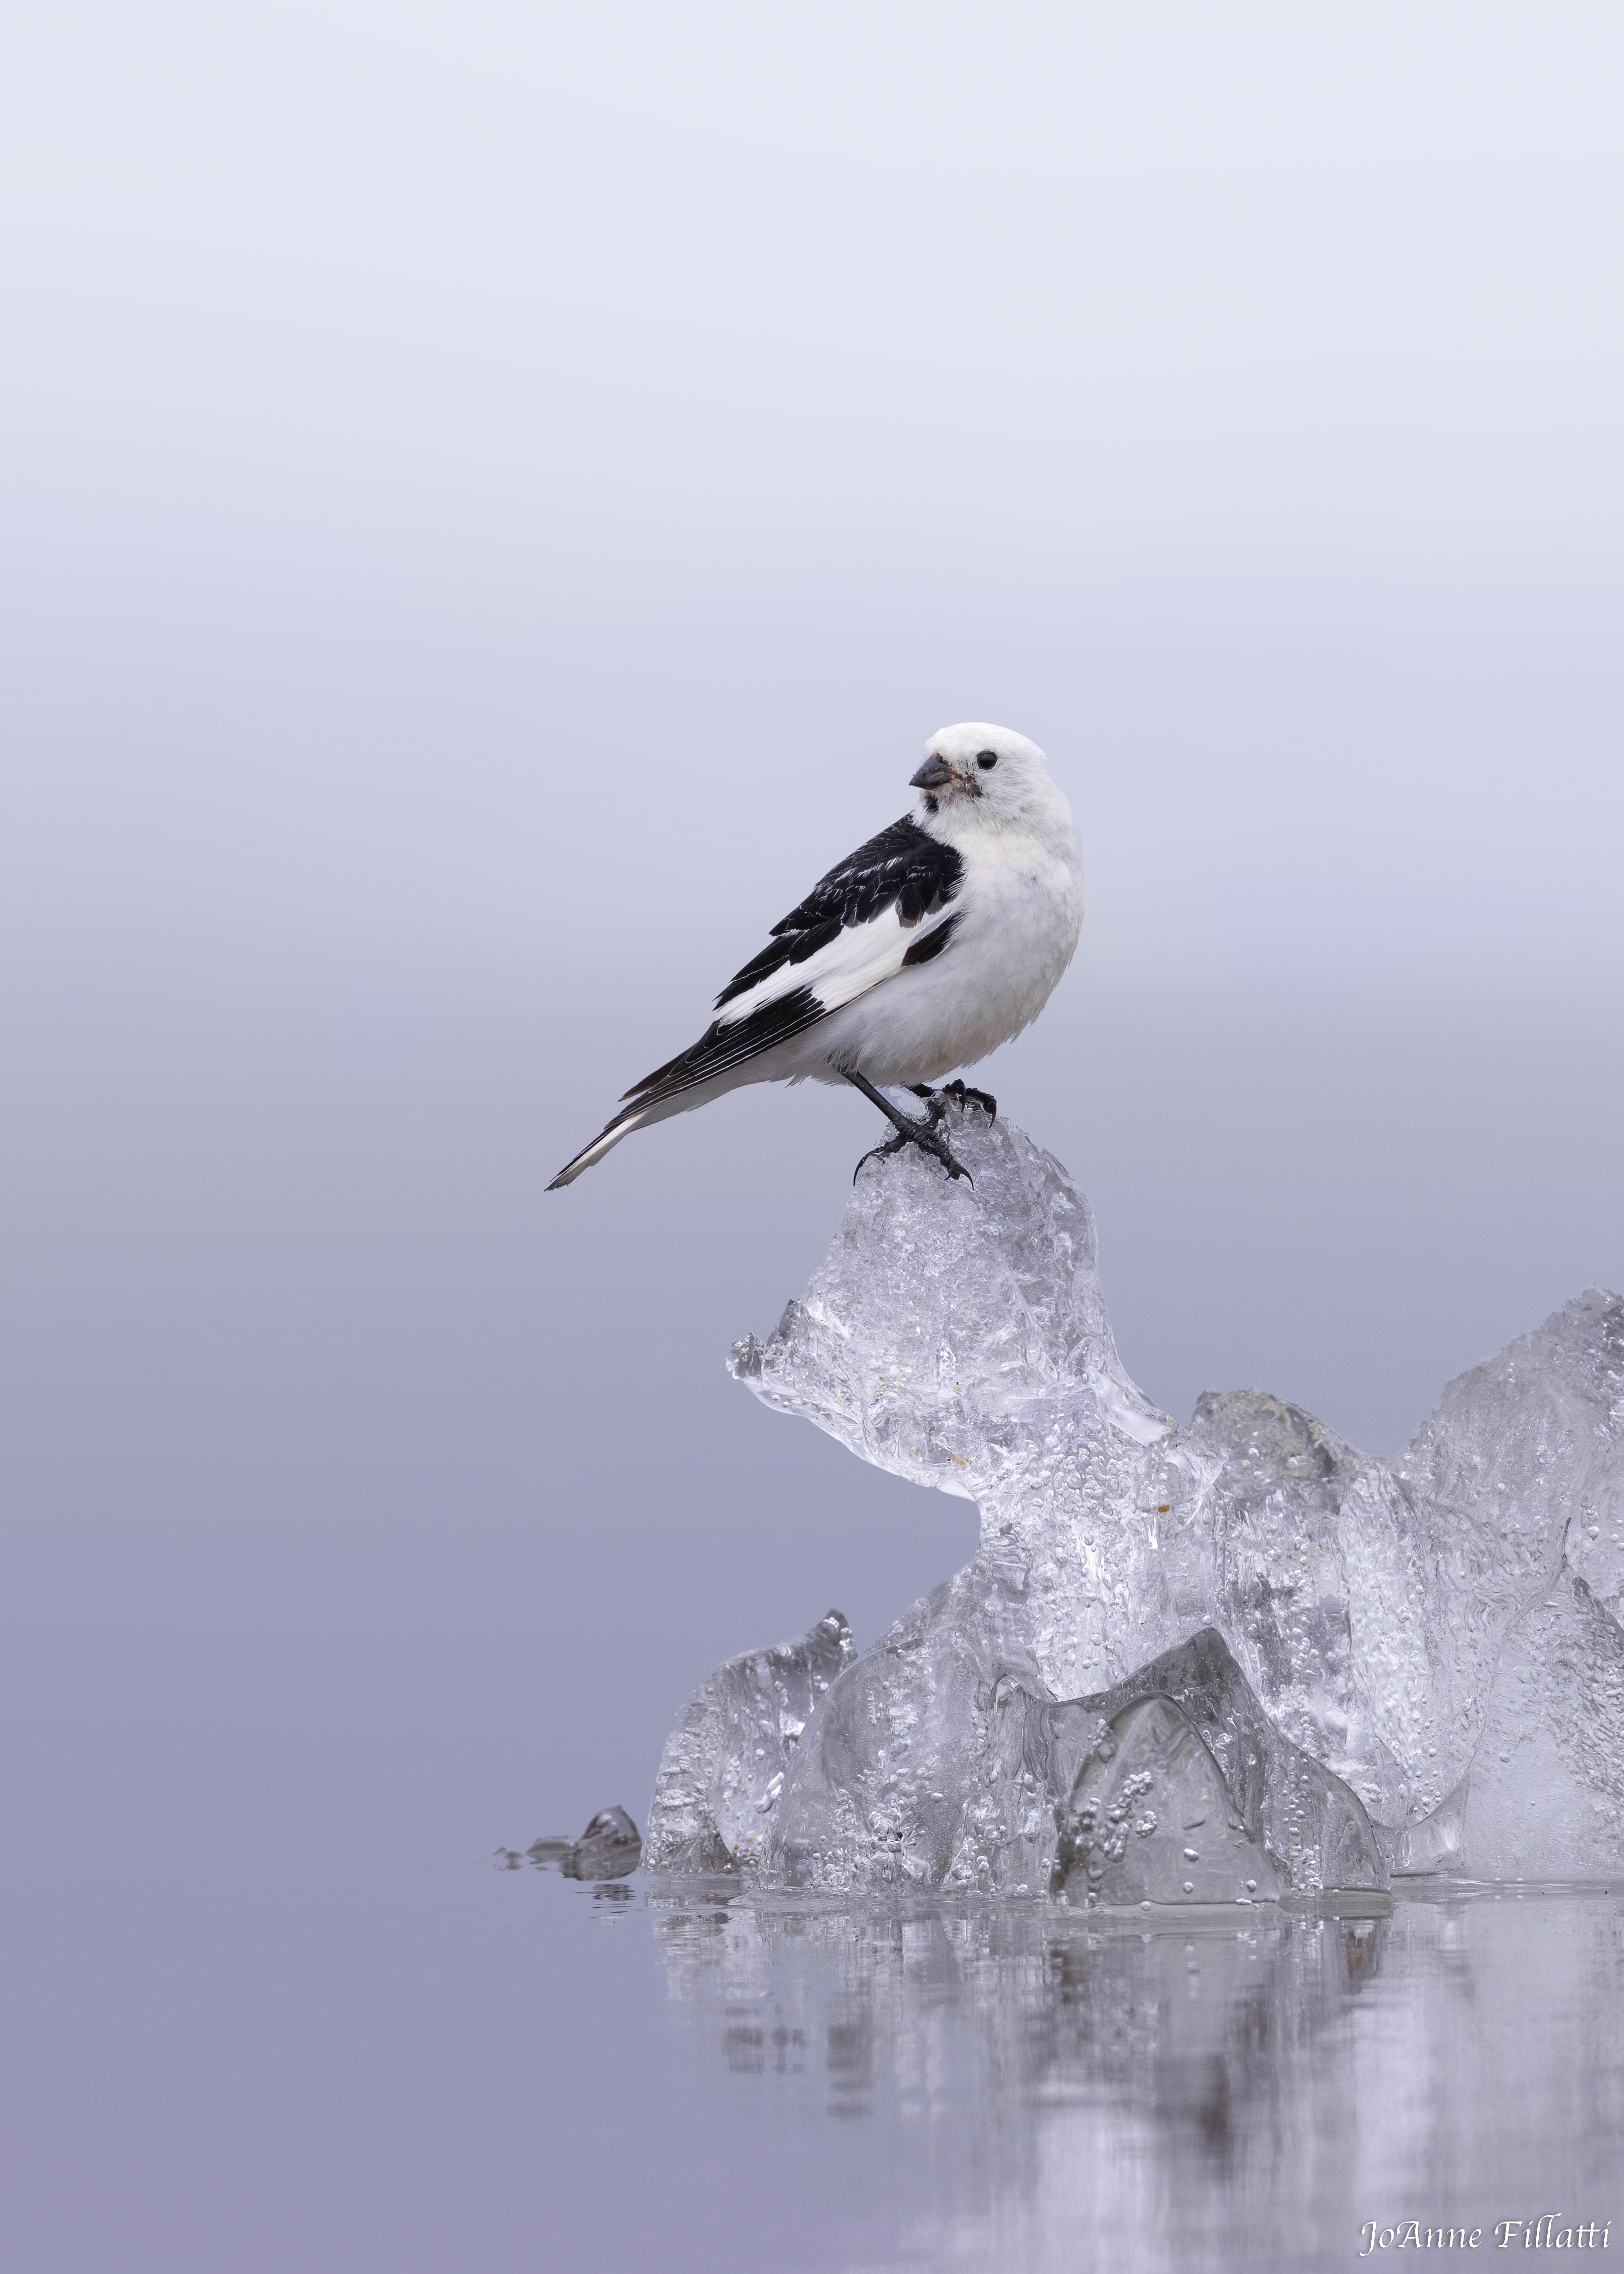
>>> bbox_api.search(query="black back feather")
[619,816,963,1108]
[713,816,962,1010]
[619,986,829,1104]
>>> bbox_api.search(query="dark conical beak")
[911,754,952,790]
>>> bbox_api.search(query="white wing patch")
[715,905,944,1030]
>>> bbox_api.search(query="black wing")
[619,815,963,1107]
[713,815,962,1011]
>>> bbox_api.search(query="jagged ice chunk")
[649,1108,1623,1894]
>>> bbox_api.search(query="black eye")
[976,750,998,769]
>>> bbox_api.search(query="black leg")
[843,1072,973,1184]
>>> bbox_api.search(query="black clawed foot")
[940,1079,996,1119]
[844,1069,974,1184]
[853,1130,972,1182]
[854,1112,973,1185]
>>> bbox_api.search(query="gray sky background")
[3,2,1621,1822]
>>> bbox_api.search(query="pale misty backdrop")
[3,1,1621,1838]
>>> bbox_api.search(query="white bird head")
[911,723,1055,828]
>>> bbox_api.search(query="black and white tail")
[546,1102,654,1189]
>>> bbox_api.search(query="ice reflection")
[648,1884,1624,2272]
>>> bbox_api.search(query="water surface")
[4,1524,1618,2272]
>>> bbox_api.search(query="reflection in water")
[648,1884,1624,2272]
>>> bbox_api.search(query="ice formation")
[646,1111,1623,1895]
[512,1808,643,1879]
[645,1611,856,1871]
[561,1806,643,1879]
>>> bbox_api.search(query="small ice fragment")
[561,1807,642,1881]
